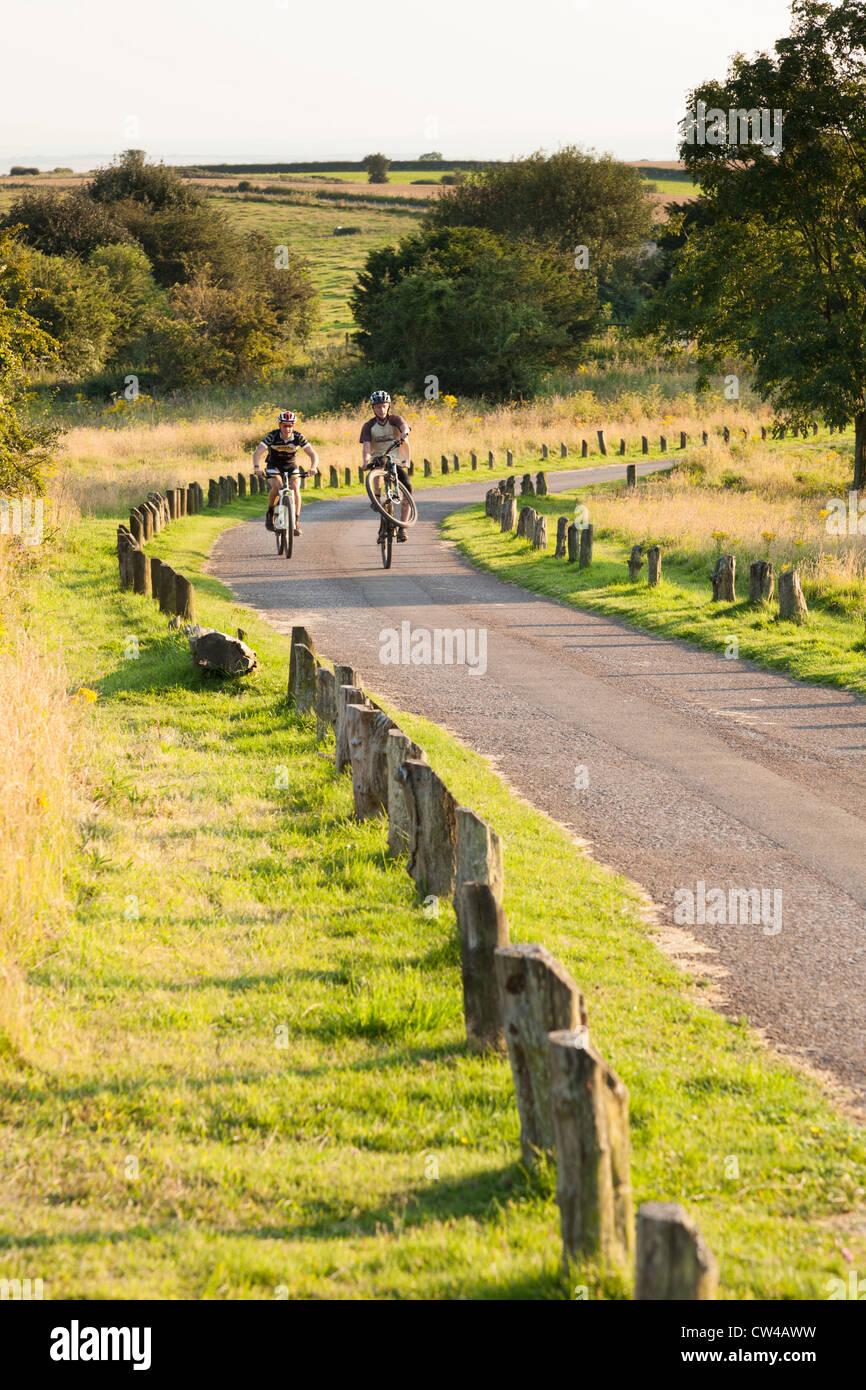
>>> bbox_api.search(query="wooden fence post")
[579,523,593,569]
[454,806,504,906]
[470,450,477,469]
[501,495,517,532]
[149,555,162,601]
[158,563,176,614]
[761,425,767,441]
[597,429,607,457]
[635,1202,718,1300]
[314,470,322,488]
[619,439,626,456]
[186,484,196,514]
[680,431,687,449]
[344,467,351,486]
[567,523,579,563]
[132,548,151,597]
[560,442,568,458]
[209,479,220,507]
[456,884,509,1053]
[453,453,459,470]
[521,473,534,495]
[385,728,426,858]
[506,449,513,468]
[288,625,316,701]
[647,545,662,586]
[555,516,569,558]
[723,426,730,444]
[660,435,667,452]
[778,567,808,622]
[336,682,367,773]
[174,573,195,621]
[237,472,247,498]
[532,514,548,550]
[536,471,548,495]
[291,643,318,714]
[424,458,432,476]
[129,508,144,545]
[581,440,588,458]
[494,943,587,1165]
[315,666,336,740]
[397,759,458,898]
[702,430,709,446]
[329,465,339,487]
[116,528,137,589]
[749,560,774,604]
[138,503,153,542]
[549,1030,634,1272]
[641,436,648,455]
[711,554,736,602]
[346,704,396,818]
[627,544,644,581]
[541,443,549,460]
[626,463,636,488]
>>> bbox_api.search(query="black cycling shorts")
[266,466,300,482]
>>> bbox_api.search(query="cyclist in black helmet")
[359,390,412,542]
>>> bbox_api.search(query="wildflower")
[75,687,98,703]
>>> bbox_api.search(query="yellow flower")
[75,687,98,703]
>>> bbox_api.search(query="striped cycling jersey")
[260,428,309,471]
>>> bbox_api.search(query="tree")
[88,243,168,363]
[418,151,443,162]
[350,226,599,399]
[362,153,390,184]
[3,242,117,375]
[0,232,57,494]
[0,188,129,258]
[88,149,202,211]
[425,147,652,280]
[639,0,866,486]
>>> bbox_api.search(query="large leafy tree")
[0,233,57,494]
[425,147,652,283]
[639,0,866,486]
[351,226,599,399]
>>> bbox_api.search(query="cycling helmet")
[278,409,297,426]
[370,390,391,405]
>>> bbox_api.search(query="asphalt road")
[209,464,866,1104]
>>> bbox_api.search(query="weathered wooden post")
[314,470,321,488]
[778,567,808,622]
[723,426,730,444]
[494,944,587,1165]
[470,451,477,470]
[521,473,534,495]
[641,436,648,455]
[315,666,336,740]
[138,503,153,542]
[702,430,708,446]
[501,495,517,532]
[186,484,196,514]
[169,488,179,519]
[506,449,513,468]
[567,523,579,563]
[174,573,196,621]
[660,434,667,452]
[749,560,774,604]
[249,473,259,495]
[560,442,568,458]
[452,453,459,470]
[579,523,593,569]
[385,728,426,858]
[536,471,548,495]
[344,467,351,486]
[454,806,504,905]
[549,1030,634,1272]
[131,547,151,597]
[208,479,220,507]
[490,490,503,521]
[647,545,662,586]
[129,508,144,545]
[626,463,636,488]
[456,884,509,1053]
[635,1202,718,1300]
[288,625,315,701]
[423,458,432,476]
[149,555,162,600]
[680,431,687,449]
[581,440,588,458]
[597,429,607,457]
[291,643,318,715]
[627,544,644,581]
[335,683,368,773]
[541,443,549,460]
[619,439,626,456]
[116,528,137,589]
[397,759,458,898]
[711,554,736,602]
[358,465,365,484]
[761,425,767,441]
[345,704,396,819]
[329,465,339,487]
[158,563,177,614]
[440,454,449,474]
[555,515,569,558]
[237,472,247,498]
[532,514,548,550]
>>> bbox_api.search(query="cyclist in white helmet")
[253,409,319,535]
[360,390,412,542]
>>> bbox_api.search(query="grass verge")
[1,497,864,1299]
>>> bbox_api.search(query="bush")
[362,153,390,184]
[350,226,599,400]
[148,271,296,387]
[88,149,202,211]
[10,166,39,176]
[0,233,57,493]
[0,188,129,258]
[237,180,252,192]
[88,243,167,363]
[7,243,118,375]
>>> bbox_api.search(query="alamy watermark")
[379,621,487,676]
[682,101,783,155]
[673,881,782,936]
[0,497,43,545]
[824,492,866,535]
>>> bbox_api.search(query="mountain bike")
[272,469,309,559]
[364,442,418,570]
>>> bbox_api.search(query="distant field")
[640,176,698,197]
[211,192,424,344]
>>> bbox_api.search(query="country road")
[209,464,866,1105]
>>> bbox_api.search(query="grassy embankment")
[445,428,866,695]
[0,493,864,1298]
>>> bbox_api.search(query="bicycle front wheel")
[285,493,295,559]
[380,502,393,569]
[365,470,418,527]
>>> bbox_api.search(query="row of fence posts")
[116,485,201,619]
[486,466,811,624]
[285,624,719,1299]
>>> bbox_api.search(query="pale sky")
[2,0,796,171]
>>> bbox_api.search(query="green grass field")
[1,494,864,1299]
[444,477,866,697]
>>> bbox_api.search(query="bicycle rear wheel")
[380,502,393,569]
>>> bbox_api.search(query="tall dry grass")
[0,520,85,1056]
